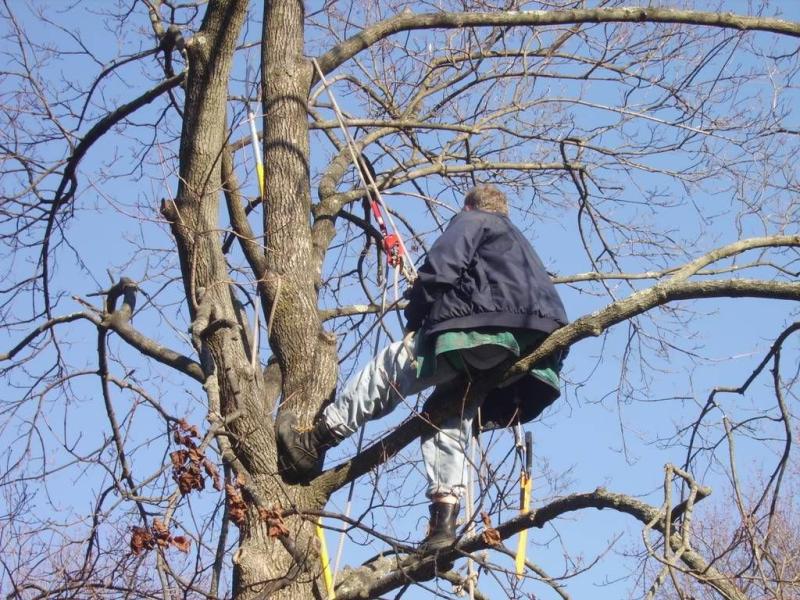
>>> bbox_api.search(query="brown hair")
[464,184,508,215]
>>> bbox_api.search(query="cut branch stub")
[105,277,138,319]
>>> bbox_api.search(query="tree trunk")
[260,1,339,417]
[234,2,340,596]
[166,0,337,598]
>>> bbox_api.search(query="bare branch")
[333,485,746,600]
[318,8,800,75]
[317,250,800,493]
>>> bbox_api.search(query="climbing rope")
[311,58,417,283]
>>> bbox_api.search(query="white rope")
[314,58,424,581]
[332,280,389,582]
[311,58,417,281]
[466,435,477,600]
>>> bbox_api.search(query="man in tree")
[277,184,568,550]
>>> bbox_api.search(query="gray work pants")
[323,337,510,498]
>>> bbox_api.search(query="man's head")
[463,184,508,215]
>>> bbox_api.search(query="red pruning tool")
[360,154,405,270]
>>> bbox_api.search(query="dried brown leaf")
[203,458,223,491]
[152,518,171,547]
[226,483,247,528]
[177,418,200,438]
[268,518,289,538]
[152,519,169,537]
[177,465,204,494]
[479,512,501,546]
[481,527,502,547]
[257,507,279,521]
[130,526,154,556]
[480,511,492,528]
[187,447,204,463]
[257,506,289,537]
[171,535,191,553]
[170,449,188,469]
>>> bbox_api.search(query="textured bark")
[5,1,800,598]
[161,1,338,597]
[165,0,275,478]
[224,2,340,599]
[159,1,304,598]
[260,0,338,420]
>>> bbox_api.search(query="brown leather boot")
[275,412,341,484]
[419,501,460,553]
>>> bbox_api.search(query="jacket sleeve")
[404,212,485,331]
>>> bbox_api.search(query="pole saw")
[245,65,265,201]
[311,58,417,283]
[515,431,533,579]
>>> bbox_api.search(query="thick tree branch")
[508,278,800,380]
[316,271,800,495]
[0,302,204,383]
[317,8,800,76]
[100,291,205,383]
[98,279,204,381]
[334,486,743,600]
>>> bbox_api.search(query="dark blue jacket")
[405,209,568,335]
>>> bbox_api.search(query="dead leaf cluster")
[226,483,248,528]
[258,507,289,538]
[170,419,222,495]
[480,511,501,546]
[224,479,288,537]
[130,519,192,555]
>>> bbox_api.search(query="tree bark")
[157,3,800,598]
[260,0,338,420]
[219,2,342,598]
[159,0,323,598]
